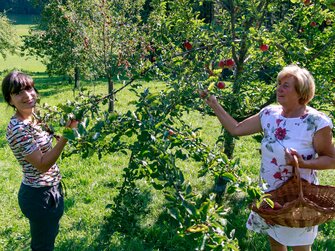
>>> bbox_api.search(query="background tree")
[0,13,19,59]
[81,0,150,112]
[24,0,153,111]
[22,0,94,90]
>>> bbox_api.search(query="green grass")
[0,14,335,251]
[0,14,45,73]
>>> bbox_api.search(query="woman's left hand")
[284,148,305,167]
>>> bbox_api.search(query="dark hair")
[2,71,38,107]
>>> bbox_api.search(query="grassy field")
[0,14,45,73]
[0,15,335,251]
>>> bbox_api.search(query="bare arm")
[288,126,335,170]
[205,94,262,136]
[24,120,78,173]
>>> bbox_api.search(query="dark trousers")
[18,183,64,251]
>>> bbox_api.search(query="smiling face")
[2,71,38,117]
[10,86,38,114]
[276,75,300,107]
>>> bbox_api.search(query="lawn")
[0,15,335,251]
[0,14,45,73]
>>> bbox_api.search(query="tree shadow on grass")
[224,194,270,251]
[84,184,194,251]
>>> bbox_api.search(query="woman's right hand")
[206,94,218,106]
[66,119,78,129]
[198,89,209,99]
[198,89,218,105]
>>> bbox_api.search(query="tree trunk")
[108,77,114,112]
[74,67,80,90]
[223,131,235,158]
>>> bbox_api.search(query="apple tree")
[0,13,19,59]
[34,1,258,249]
[22,0,94,90]
[78,0,153,112]
[145,0,335,157]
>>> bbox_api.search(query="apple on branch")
[259,44,269,52]
[303,0,311,6]
[217,81,225,89]
[168,129,175,136]
[183,40,192,50]
[218,60,226,69]
[219,58,235,69]
[310,21,317,27]
[225,58,235,68]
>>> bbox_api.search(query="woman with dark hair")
[2,71,78,251]
[199,64,335,250]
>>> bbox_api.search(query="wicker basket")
[250,156,335,228]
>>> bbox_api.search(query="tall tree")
[0,13,19,58]
[23,0,150,110]
[81,0,149,112]
[22,0,92,90]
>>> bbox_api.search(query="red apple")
[226,58,235,68]
[310,21,317,27]
[168,129,175,136]
[183,40,192,50]
[259,44,269,52]
[217,81,225,89]
[218,60,226,69]
[303,0,311,6]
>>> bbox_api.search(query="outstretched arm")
[203,94,262,136]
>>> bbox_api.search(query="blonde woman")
[200,64,335,250]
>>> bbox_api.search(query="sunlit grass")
[0,14,45,73]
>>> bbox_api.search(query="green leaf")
[168,208,180,221]
[182,200,196,216]
[63,128,76,140]
[221,172,236,182]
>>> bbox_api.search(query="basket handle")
[292,155,304,199]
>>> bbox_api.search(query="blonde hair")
[277,64,315,105]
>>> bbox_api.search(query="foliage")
[35,79,261,249]
[23,0,152,110]
[0,13,19,59]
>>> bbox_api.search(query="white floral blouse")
[246,105,333,246]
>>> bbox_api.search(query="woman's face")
[276,75,300,107]
[9,86,37,113]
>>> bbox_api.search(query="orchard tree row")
[13,0,335,249]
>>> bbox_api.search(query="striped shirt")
[6,116,61,188]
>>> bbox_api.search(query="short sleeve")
[315,111,333,132]
[8,124,39,157]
